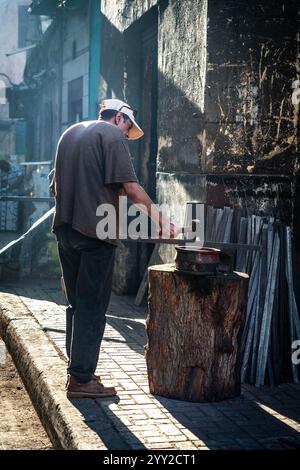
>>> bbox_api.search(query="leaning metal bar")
[0,196,54,202]
[0,206,55,255]
[124,239,261,250]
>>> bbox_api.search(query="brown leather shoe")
[65,374,101,389]
[66,375,117,398]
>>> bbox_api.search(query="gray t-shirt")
[52,120,138,242]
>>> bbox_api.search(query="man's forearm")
[123,181,180,237]
[123,182,162,226]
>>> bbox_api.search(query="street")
[0,339,52,450]
[1,283,300,450]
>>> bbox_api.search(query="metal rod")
[256,233,280,386]
[0,196,55,202]
[0,207,55,255]
[286,226,299,383]
[124,238,261,250]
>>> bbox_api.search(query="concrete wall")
[202,0,298,175]
[156,0,297,218]
[101,0,299,175]
[101,0,299,294]
[157,0,207,173]
[101,0,158,32]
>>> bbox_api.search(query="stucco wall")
[157,0,207,173]
[101,0,299,292]
[101,0,158,32]
[202,0,299,175]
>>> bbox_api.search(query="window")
[68,77,83,125]
[72,40,77,60]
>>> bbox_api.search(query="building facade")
[8,0,299,294]
[100,0,299,294]
[0,0,37,160]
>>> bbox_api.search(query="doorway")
[125,7,158,280]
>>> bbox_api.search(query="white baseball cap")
[99,98,144,140]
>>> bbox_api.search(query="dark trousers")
[55,224,116,383]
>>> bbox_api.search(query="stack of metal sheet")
[205,205,300,386]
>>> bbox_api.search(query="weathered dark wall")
[201,0,298,284]
[206,175,293,223]
[203,0,299,175]
[157,0,298,257]
[293,175,300,306]
[101,0,299,293]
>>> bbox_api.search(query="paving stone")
[146,443,176,449]
[144,409,169,419]
[146,435,174,443]
[173,441,199,450]
[2,283,300,451]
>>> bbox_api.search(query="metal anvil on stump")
[145,264,249,402]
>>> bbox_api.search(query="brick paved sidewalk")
[1,281,300,450]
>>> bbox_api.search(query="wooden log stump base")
[145,263,249,402]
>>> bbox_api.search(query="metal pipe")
[0,196,54,202]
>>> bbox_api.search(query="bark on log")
[146,264,249,402]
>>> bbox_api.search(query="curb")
[0,292,107,450]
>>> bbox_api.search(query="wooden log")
[146,264,249,402]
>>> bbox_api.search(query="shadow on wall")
[100,3,297,295]
[101,1,298,175]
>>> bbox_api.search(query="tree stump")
[145,264,249,402]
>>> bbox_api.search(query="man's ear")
[115,112,122,124]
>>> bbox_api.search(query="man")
[52,98,178,398]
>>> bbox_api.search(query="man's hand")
[159,221,182,238]
[170,223,182,238]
